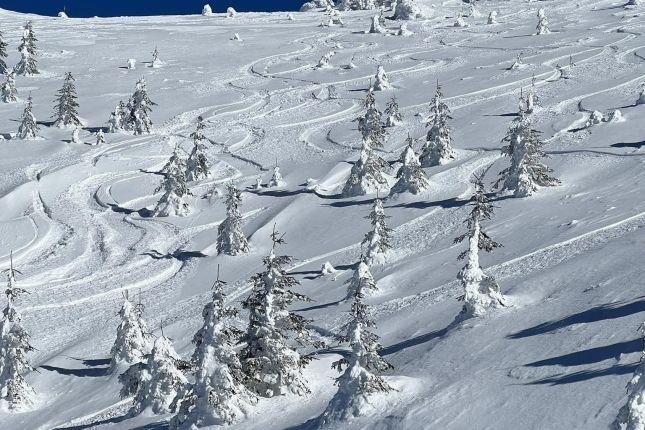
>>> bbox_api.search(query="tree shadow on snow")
[41,361,110,378]
[525,338,641,368]
[381,316,462,356]
[526,363,638,386]
[106,202,154,218]
[508,297,645,339]
[611,140,645,149]
[142,249,206,261]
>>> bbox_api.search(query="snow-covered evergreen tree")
[495,105,559,197]
[345,258,378,299]
[71,127,81,144]
[342,144,389,197]
[420,83,455,167]
[107,101,128,133]
[153,150,191,217]
[127,77,155,135]
[488,10,498,24]
[369,15,386,33]
[361,196,393,264]
[1,72,18,103]
[171,273,256,429]
[14,21,38,76]
[455,172,506,318]
[127,335,188,416]
[110,293,152,371]
[393,0,422,20]
[53,72,82,128]
[373,65,391,91]
[317,273,392,425]
[202,4,213,16]
[0,257,34,409]
[17,96,39,140]
[95,129,105,145]
[612,324,645,430]
[150,47,162,68]
[186,117,210,182]
[358,88,385,149]
[217,184,249,256]
[240,227,321,398]
[525,85,538,114]
[0,30,8,75]
[268,166,286,187]
[390,135,429,196]
[384,96,402,127]
[536,9,550,35]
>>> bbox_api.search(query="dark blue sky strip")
[0,0,303,17]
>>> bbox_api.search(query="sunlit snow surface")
[0,0,644,428]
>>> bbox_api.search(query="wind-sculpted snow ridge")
[0,0,645,428]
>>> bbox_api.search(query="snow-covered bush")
[536,9,550,35]
[455,172,507,318]
[316,51,335,69]
[373,65,391,91]
[58,11,69,18]
[268,166,286,187]
[150,47,162,68]
[127,58,136,70]
[454,14,468,28]
[301,0,334,11]
[488,10,498,24]
[71,128,81,144]
[369,15,386,34]
[95,129,105,145]
[186,117,210,182]
[217,184,249,255]
[227,7,237,18]
[202,4,213,16]
[384,96,402,127]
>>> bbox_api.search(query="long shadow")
[508,297,645,339]
[55,415,130,430]
[37,120,56,127]
[381,317,461,356]
[41,364,109,378]
[525,338,641,368]
[527,363,637,386]
[612,140,645,149]
[74,357,110,367]
[83,126,107,134]
[142,249,207,261]
[251,188,312,198]
[296,297,347,312]
[324,197,375,208]
[139,168,165,176]
[388,196,467,210]
[483,112,519,118]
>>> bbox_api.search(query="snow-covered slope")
[0,0,644,428]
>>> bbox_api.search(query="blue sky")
[0,0,303,17]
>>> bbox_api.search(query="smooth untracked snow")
[0,0,644,428]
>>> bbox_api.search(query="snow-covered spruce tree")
[95,129,105,145]
[268,166,286,187]
[0,258,34,409]
[373,65,391,91]
[342,144,389,197]
[107,101,128,133]
[369,15,386,34]
[454,172,506,318]
[127,335,188,416]
[153,150,191,217]
[390,135,429,196]
[487,10,498,25]
[345,258,378,299]
[420,83,455,167]
[358,88,385,149]
[186,117,210,182]
[240,227,321,398]
[525,85,538,114]
[0,30,8,74]
[217,184,249,256]
[1,72,18,103]
[495,105,559,197]
[393,0,422,20]
[384,96,402,127]
[110,293,152,371]
[317,274,392,425]
[14,21,38,76]
[53,72,82,128]
[150,47,162,68]
[17,96,39,140]
[127,77,155,135]
[202,4,213,16]
[536,9,550,35]
[171,274,256,429]
[612,325,645,430]
[361,196,393,264]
